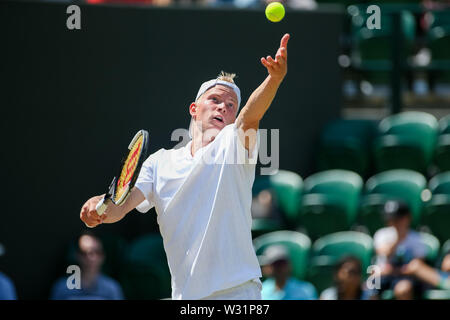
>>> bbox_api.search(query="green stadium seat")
[428,25,450,65]
[420,232,441,265]
[426,10,450,96]
[349,5,416,73]
[381,289,395,300]
[423,289,450,300]
[423,172,450,243]
[435,115,450,172]
[119,233,171,300]
[299,170,363,239]
[427,24,450,91]
[428,11,450,29]
[373,112,439,174]
[251,170,303,235]
[358,169,427,234]
[442,239,450,256]
[439,115,450,134]
[383,288,450,300]
[317,119,378,177]
[438,239,450,269]
[435,134,450,172]
[253,230,312,281]
[307,231,374,294]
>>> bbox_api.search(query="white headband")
[195,79,241,109]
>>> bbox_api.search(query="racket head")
[112,129,149,205]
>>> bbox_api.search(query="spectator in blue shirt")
[50,231,124,300]
[373,201,428,299]
[259,245,318,300]
[0,272,17,300]
[0,243,17,300]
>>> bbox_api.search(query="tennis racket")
[96,129,149,216]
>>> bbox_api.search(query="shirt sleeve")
[134,151,161,213]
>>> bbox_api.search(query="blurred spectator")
[373,200,428,300]
[320,256,373,300]
[251,189,282,221]
[0,243,17,300]
[50,231,124,300]
[259,245,318,300]
[0,272,17,300]
[401,251,450,290]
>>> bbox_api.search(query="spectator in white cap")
[259,245,318,300]
[81,33,290,300]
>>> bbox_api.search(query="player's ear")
[189,102,197,117]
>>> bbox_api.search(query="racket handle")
[96,197,108,216]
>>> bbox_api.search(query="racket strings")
[114,134,144,203]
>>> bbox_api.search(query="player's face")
[191,85,238,133]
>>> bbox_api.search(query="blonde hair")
[217,71,237,84]
[195,71,238,103]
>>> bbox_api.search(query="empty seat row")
[347,5,450,80]
[318,112,450,177]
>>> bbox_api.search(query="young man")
[80,34,290,300]
[373,200,428,299]
[50,232,124,300]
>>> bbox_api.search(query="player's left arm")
[236,33,289,151]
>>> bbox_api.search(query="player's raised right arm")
[80,187,145,228]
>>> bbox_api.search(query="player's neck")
[190,131,217,157]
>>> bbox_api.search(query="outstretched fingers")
[280,33,290,51]
[261,33,290,79]
[261,56,273,68]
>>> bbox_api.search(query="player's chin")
[210,120,225,130]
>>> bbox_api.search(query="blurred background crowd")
[1,0,449,300]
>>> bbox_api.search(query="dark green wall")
[0,1,344,298]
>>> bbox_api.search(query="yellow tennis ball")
[265,2,285,23]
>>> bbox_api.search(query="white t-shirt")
[134,122,262,300]
[373,227,427,266]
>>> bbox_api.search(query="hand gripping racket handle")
[96,177,117,216]
[96,197,108,216]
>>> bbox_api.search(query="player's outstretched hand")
[80,195,107,228]
[261,33,289,82]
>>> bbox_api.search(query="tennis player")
[81,33,290,300]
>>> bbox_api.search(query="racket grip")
[96,197,108,216]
